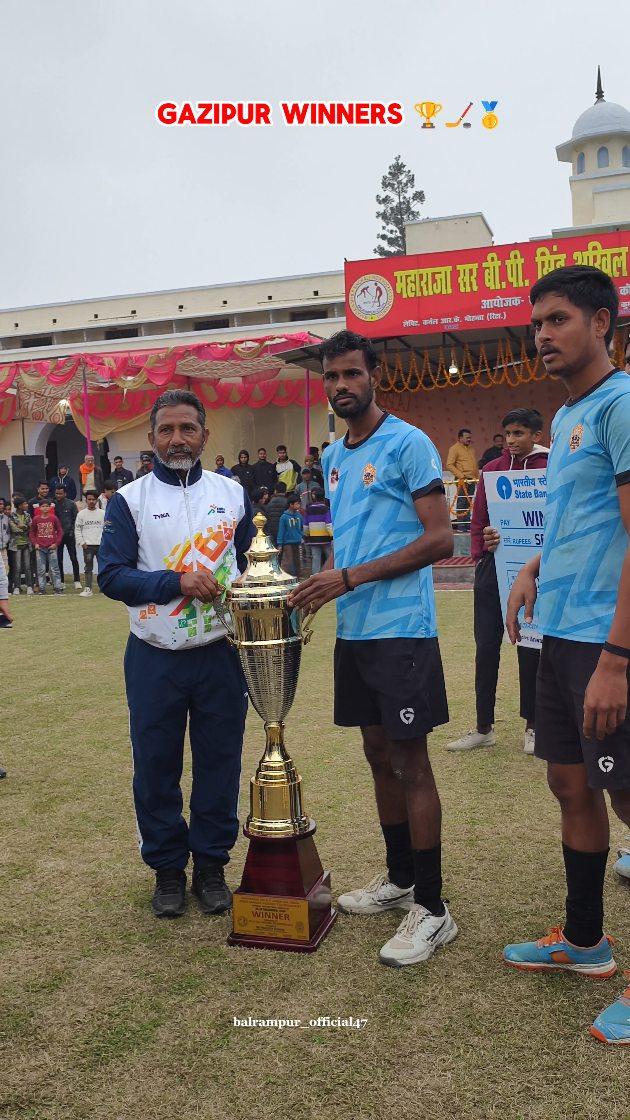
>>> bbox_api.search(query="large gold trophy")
[216,513,337,952]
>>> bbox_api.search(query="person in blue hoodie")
[276,492,303,577]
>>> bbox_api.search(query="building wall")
[379,377,568,467]
[405,214,494,254]
[569,138,630,226]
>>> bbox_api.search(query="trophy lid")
[229,512,297,596]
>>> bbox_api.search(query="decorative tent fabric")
[0,333,327,429]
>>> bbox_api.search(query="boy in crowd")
[252,447,277,493]
[48,464,77,500]
[448,409,548,754]
[28,481,55,519]
[29,500,63,594]
[277,493,303,576]
[75,490,104,597]
[274,445,301,492]
[54,485,81,589]
[111,456,133,488]
[303,486,332,574]
[297,467,317,510]
[8,498,33,594]
[251,486,270,520]
[264,481,288,545]
[98,479,117,509]
[0,497,11,593]
[214,454,232,478]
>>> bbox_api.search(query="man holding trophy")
[98,390,254,919]
[290,330,456,968]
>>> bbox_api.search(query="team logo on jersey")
[363,462,377,487]
[598,755,614,773]
[569,423,583,452]
[329,467,340,492]
[400,707,415,725]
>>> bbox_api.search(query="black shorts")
[334,637,449,740]
[536,636,630,791]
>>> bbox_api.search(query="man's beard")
[155,448,198,472]
[331,388,373,419]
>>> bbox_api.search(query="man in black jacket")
[252,447,277,493]
[54,485,81,588]
[111,456,134,488]
[231,450,256,496]
[264,482,288,545]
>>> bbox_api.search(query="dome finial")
[595,65,604,103]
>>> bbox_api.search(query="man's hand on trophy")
[180,570,221,603]
[288,568,348,611]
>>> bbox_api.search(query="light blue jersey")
[539,369,630,643]
[323,412,443,640]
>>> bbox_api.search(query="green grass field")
[1,590,628,1120]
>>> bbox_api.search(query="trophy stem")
[246,721,310,838]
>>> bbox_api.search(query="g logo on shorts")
[598,756,614,773]
[400,707,415,725]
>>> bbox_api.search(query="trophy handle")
[214,592,239,647]
[301,608,317,646]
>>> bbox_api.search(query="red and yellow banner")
[345,232,630,337]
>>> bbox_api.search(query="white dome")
[572,99,630,142]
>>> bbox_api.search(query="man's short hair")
[149,389,206,432]
[39,499,51,508]
[310,486,324,501]
[104,478,116,490]
[38,480,49,488]
[274,481,287,494]
[458,428,471,438]
[286,492,300,504]
[493,433,503,440]
[258,447,266,454]
[276,444,287,453]
[54,485,66,493]
[251,487,269,502]
[530,265,619,348]
[301,468,312,476]
[319,329,379,372]
[502,408,544,431]
[140,452,153,462]
[114,455,123,462]
[84,489,98,498]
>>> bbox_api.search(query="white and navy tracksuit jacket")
[98,458,255,870]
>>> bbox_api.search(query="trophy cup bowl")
[414,100,442,128]
[215,513,336,952]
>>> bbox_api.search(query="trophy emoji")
[414,101,442,128]
[215,513,337,952]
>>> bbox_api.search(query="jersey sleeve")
[601,392,630,487]
[398,431,444,500]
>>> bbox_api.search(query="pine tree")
[374,156,425,256]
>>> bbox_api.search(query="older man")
[98,389,255,919]
[79,454,104,497]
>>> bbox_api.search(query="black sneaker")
[151,869,186,918]
[0,767,6,779]
[191,862,231,914]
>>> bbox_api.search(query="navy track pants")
[124,633,248,871]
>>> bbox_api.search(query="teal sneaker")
[503,926,617,978]
[613,848,630,880]
[590,974,630,1044]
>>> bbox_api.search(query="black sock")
[562,843,609,947]
[412,844,445,916]
[381,821,414,888]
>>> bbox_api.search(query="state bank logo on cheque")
[349,274,394,321]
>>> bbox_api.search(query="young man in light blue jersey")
[505,265,630,1045]
[289,330,455,968]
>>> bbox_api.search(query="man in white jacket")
[75,490,104,597]
[98,389,255,919]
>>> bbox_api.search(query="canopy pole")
[82,365,93,456]
[304,366,311,459]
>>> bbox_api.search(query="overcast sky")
[2,0,626,309]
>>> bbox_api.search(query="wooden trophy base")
[227,822,337,953]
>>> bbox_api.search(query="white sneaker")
[12,588,20,596]
[74,581,82,590]
[337,872,414,915]
[379,903,458,968]
[523,728,536,755]
[79,588,93,597]
[26,587,34,595]
[446,728,495,751]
